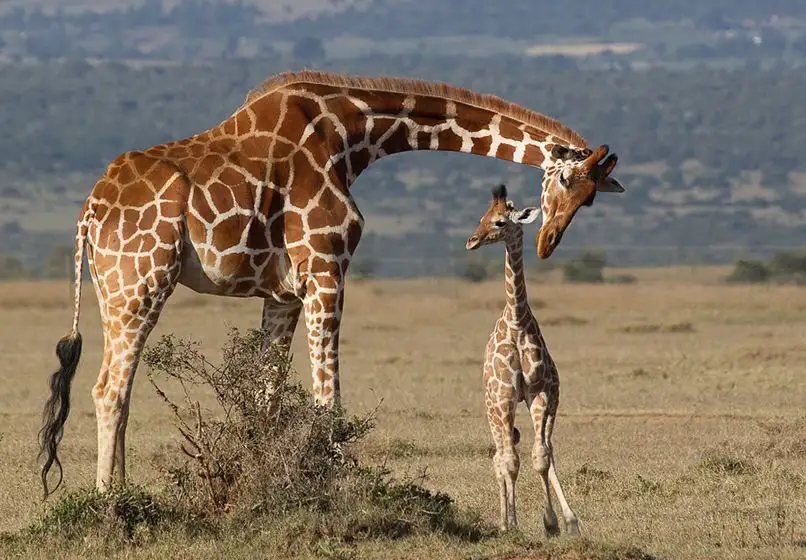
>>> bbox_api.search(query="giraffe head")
[466,184,540,250]
[536,143,624,259]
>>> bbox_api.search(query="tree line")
[0,54,804,181]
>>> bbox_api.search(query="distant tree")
[44,245,74,279]
[561,250,606,284]
[697,9,731,31]
[767,251,806,285]
[725,259,769,284]
[350,256,378,280]
[460,253,494,283]
[0,255,32,280]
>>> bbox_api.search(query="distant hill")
[1,0,805,62]
[258,0,806,40]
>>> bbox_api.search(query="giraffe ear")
[512,207,540,224]
[597,177,625,193]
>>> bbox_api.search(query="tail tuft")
[38,327,83,499]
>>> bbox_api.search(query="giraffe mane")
[242,69,589,149]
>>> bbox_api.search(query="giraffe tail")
[37,199,93,500]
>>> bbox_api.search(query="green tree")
[562,250,606,284]
[44,245,74,279]
[0,255,32,280]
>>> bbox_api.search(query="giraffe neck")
[233,79,582,189]
[503,228,530,319]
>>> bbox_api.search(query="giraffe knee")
[532,444,549,474]
[494,449,519,480]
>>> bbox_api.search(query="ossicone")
[491,183,507,200]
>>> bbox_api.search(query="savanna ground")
[0,265,804,559]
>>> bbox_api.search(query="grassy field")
[0,266,804,558]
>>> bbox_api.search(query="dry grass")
[0,266,805,559]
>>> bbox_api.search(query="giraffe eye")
[493,219,506,228]
[558,172,569,188]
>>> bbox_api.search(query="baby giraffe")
[466,184,579,536]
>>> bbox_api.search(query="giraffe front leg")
[302,274,344,407]
[486,384,519,532]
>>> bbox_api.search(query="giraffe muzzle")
[536,226,563,259]
[466,235,482,250]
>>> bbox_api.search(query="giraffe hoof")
[565,517,581,536]
[543,514,560,538]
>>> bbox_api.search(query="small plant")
[572,463,612,496]
[21,485,193,546]
[698,453,757,476]
[386,439,426,459]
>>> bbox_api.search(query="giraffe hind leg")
[257,300,302,411]
[90,217,183,490]
[545,411,580,535]
[530,392,560,537]
[94,274,179,491]
[260,299,302,350]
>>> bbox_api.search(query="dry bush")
[141,327,485,543]
[4,329,489,556]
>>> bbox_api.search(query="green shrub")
[350,256,378,280]
[142,328,485,543]
[562,250,606,284]
[725,251,806,285]
[767,251,806,285]
[726,259,769,284]
[460,254,495,283]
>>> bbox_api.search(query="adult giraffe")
[38,70,625,498]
